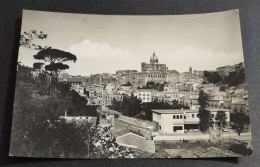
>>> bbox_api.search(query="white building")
[152,107,230,134]
[134,89,155,103]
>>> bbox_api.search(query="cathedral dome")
[150,52,158,64]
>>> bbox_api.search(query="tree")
[143,81,165,91]
[219,85,225,92]
[33,48,77,88]
[142,99,189,121]
[20,30,48,50]
[215,111,227,146]
[231,113,250,136]
[197,90,213,133]
[204,71,222,83]
[110,98,122,112]
[10,82,133,158]
[222,68,246,86]
[121,94,142,117]
[198,90,209,109]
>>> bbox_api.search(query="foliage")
[10,82,131,158]
[228,142,252,156]
[110,95,142,117]
[197,90,213,133]
[141,81,165,91]
[33,48,77,85]
[215,111,227,144]
[121,94,142,117]
[219,85,225,92]
[33,62,45,70]
[215,111,227,127]
[197,109,213,133]
[20,30,48,50]
[110,98,122,111]
[222,68,246,86]
[230,113,250,136]
[198,90,209,109]
[142,100,189,121]
[16,63,35,83]
[204,71,222,83]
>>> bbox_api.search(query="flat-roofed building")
[152,108,230,134]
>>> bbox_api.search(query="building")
[134,89,156,103]
[180,72,198,83]
[165,73,180,83]
[89,73,116,85]
[216,65,235,78]
[116,70,138,77]
[152,107,230,134]
[193,70,205,79]
[58,75,87,86]
[141,52,168,72]
[124,71,167,87]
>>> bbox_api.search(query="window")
[180,115,183,119]
[177,115,179,119]
[192,114,194,118]
[173,115,176,119]
[173,126,183,132]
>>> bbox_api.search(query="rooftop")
[152,109,193,114]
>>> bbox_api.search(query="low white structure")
[152,107,230,134]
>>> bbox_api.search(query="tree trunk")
[220,123,224,148]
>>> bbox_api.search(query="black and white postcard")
[9,9,253,158]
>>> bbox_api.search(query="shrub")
[228,142,252,156]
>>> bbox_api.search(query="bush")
[228,142,252,156]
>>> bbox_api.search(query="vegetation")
[33,48,77,87]
[230,113,250,136]
[12,31,135,158]
[142,100,189,121]
[109,94,142,117]
[204,71,222,84]
[197,90,213,133]
[11,75,132,158]
[222,69,246,86]
[204,68,246,87]
[139,81,165,91]
[110,96,188,121]
[215,111,227,146]
[16,63,35,83]
[20,30,48,50]
[228,142,252,156]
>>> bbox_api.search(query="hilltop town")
[42,52,251,157]
[56,52,248,115]
[13,51,251,158]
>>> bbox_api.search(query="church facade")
[141,52,168,72]
[122,53,180,87]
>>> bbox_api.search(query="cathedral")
[141,52,168,71]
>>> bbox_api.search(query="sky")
[18,10,244,76]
